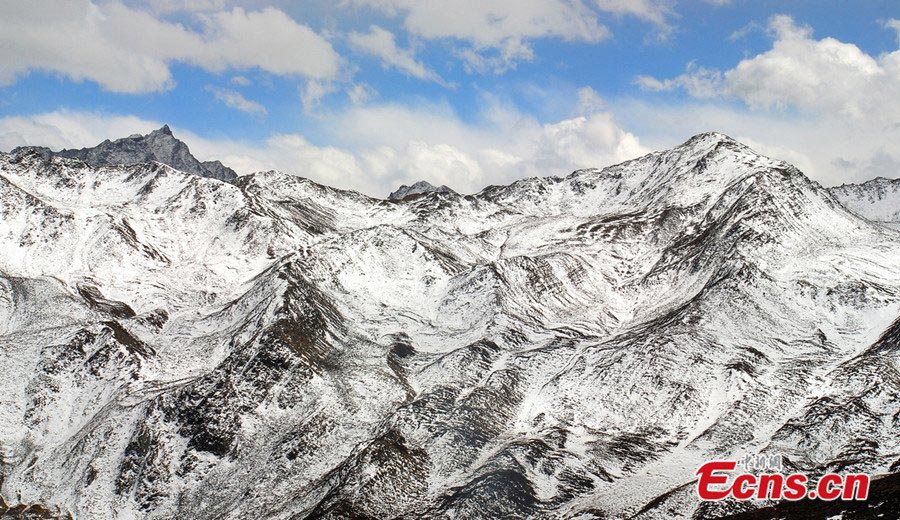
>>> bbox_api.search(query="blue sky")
[1,1,898,196]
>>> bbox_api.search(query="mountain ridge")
[0,132,898,519]
[10,125,237,182]
[388,180,456,201]
[828,176,900,226]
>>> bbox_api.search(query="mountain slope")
[829,177,900,227]
[1,133,899,519]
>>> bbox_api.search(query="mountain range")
[0,130,898,519]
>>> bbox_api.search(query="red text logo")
[696,460,869,501]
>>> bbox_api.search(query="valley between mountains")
[0,130,898,519]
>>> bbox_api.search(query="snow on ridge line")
[1,130,899,518]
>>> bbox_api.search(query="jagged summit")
[11,125,237,182]
[388,180,455,201]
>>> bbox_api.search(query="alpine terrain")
[829,177,900,229]
[0,130,898,519]
[12,126,237,182]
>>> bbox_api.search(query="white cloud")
[635,61,722,98]
[145,0,230,13]
[347,0,610,71]
[722,15,894,118]
[0,110,161,151]
[392,141,485,188]
[628,15,900,186]
[832,150,900,183]
[639,15,900,121]
[193,7,340,78]
[616,97,900,186]
[312,100,648,192]
[346,0,679,73]
[0,2,341,93]
[0,103,647,197]
[575,86,606,114]
[230,75,252,86]
[300,80,338,113]
[727,21,763,42]
[455,38,536,74]
[205,86,267,115]
[348,83,378,105]
[594,0,675,39]
[348,25,445,83]
[885,18,900,46]
[536,112,644,171]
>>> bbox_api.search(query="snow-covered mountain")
[387,180,456,201]
[12,125,237,182]
[829,177,900,227]
[1,133,898,519]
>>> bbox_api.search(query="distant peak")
[409,180,437,190]
[15,123,238,182]
[682,131,738,148]
[388,180,455,201]
[152,124,173,137]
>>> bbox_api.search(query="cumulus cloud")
[628,14,900,185]
[0,1,341,93]
[346,0,679,73]
[721,15,897,119]
[0,101,647,196]
[348,25,446,83]
[282,99,647,193]
[639,15,900,121]
[347,0,610,72]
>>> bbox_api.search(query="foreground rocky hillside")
[0,133,898,519]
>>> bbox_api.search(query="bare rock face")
[11,125,237,182]
[0,132,899,519]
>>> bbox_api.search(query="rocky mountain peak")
[10,125,237,182]
[388,180,456,201]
